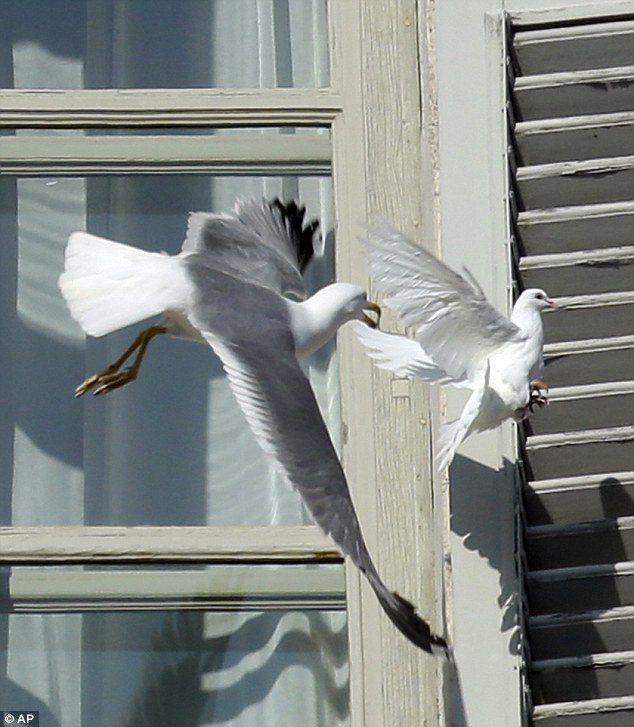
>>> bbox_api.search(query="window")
[1,564,347,726]
[1,2,442,726]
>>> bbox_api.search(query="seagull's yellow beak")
[363,301,381,328]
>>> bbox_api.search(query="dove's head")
[516,288,557,313]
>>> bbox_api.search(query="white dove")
[355,222,556,471]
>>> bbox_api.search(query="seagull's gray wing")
[364,222,524,385]
[184,257,445,654]
[181,199,316,300]
[235,197,315,273]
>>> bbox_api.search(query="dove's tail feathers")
[435,417,470,472]
[353,322,460,385]
[435,363,491,471]
[59,232,189,338]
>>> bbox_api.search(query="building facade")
[1,1,632,726]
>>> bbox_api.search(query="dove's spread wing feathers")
[352,322,469,387]
[363,223,524,386]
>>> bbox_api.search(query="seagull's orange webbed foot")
[75,325,167,398]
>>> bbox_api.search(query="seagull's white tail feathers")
[353,322,461,385]
[59,232,188,337]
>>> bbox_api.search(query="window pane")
[0,609,348,727]
[0,174,339,526]
[0,0,329,89]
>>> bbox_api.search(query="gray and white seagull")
[355,222,556,471]
[59,198,446,654]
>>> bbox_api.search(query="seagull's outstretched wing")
[182,198,317,300]
[364,223,523,385]
[185,258,445,654]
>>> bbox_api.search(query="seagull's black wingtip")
[270,198,319,272]
[372,583,448,655]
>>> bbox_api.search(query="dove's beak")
[546,297,558,309]
[363,301,381,328]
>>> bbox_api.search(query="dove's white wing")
[364,223,524,385]
[353,322,469,387]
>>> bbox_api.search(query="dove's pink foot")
[528,379,548,412]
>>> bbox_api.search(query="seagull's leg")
[528,379,548,412]
[75,324,168,398]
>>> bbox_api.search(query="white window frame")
[0,2,444,726]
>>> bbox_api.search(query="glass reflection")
[0,0,329,90]
[0,175,338,526]
[0,609,349,727]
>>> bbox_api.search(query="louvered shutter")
[508,16,634,727]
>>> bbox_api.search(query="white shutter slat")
[527,562,634,616]
[519,246,634,296]
[543,298,634,343]
[515,112,634,165]
[524,472,634,526]
[528,389,634,437]
[531,651,634,703]
[514,20,634,75]
[533,696,634,727]
[527,516,634,570]
[525,435,634,481]
[514,67,634,121]
[517,201,634,255]
[530,606,634,659]
[517,156,634,209]
[544,346,634,388]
